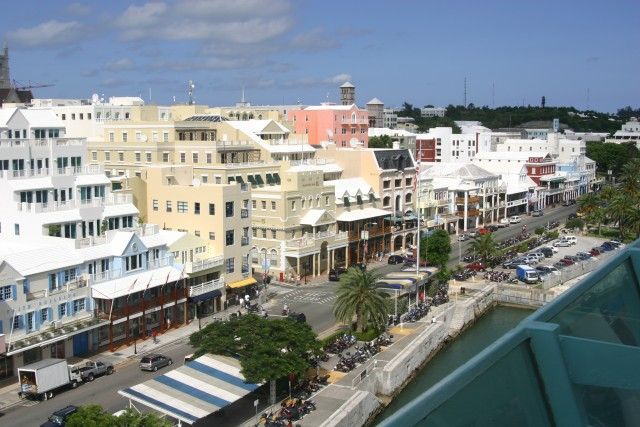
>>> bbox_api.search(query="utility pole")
[415,139,421,309]
[463,77,467,107]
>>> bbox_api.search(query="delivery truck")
[516,265,540,284]
[18,358,83,400]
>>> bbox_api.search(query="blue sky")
[1,0,638,112]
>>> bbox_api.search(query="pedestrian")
[296,275,301,286]
[166,318,171,330]
[245,294,250,305]
[152,329,158,344]
[239,298,245,309]
[237,310,242,317]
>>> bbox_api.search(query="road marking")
[282,289,336,304]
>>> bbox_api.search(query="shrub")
[565,218,585,230]
[534,227,545,235]
[353,328,382,342]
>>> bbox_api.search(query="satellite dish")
[91,93,99,104]
[326,129,334,140]
[139,134,147,142]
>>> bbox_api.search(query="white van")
[563,235,577,245]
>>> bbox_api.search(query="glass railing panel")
[418,343,552,427]
[574,384,640,427]
[549,260,640,346]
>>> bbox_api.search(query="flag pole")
[415,140,421,308]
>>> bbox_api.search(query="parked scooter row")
[402,302,430,323]
[323,333,357,355]
[257,398,317,426]
[334,342,380,373]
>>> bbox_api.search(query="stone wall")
[319,390,381,427]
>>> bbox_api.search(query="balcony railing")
[213,140,254,149]
[185,255,224,274]
[456,196,481,204]
[16,193,133,214]
[340,118,369,125]
[26,277,89,301]
[188,278,224,297]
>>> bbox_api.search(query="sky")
[1,0,638,113]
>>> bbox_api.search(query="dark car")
[564,255,580,262]
[388,255,405,265]
[567,213,578,220]
[576,252,592,261]
[599,243,615,251]
[560,258,575,266]
[553,261,567,270]
[531,210,544,217]
[41,405,78,427]
[139,354,173,372]
[287,312,306,323]
[606,240,622,248]
[486,224,499,232]
[502,257,525,269]
[539,247,554,258]
[328,266,348,281]
[590,247,602,256]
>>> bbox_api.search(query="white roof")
[225,120,315,154]
[0,108,16,127]
[299,209,333,226]
[369,127,415,137]
[39,209,83,224]
[305,104,357,111]
[0,244,83,276]
[340,82,355,88]
[337,207,391,222]
[268,144,315,154]
[367,97,383,105]
[21,108,64,128]
[329,177,375,198]
[318,163,343,173]
[75,174,112,186]
[140,230,186,249]
[91,265,185,300]
[472,151,551,161]
[8,177,53,191]
[226,119,289,135]
[103,203,139,217]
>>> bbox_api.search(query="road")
[5,207,577,425]
[449,205,577,266]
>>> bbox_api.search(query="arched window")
[270,249,278,267]
[383,196,391,207]
[405,193,412,203]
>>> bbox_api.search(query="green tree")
[66,405,171,427]
[565,218,585,230]
[586,141,640,176]
[468,234,498,264]
[420,229,451,268]
[333,268,389,333]
[189,314,321,405]
[368,135,393,149]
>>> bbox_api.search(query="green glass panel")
[418,343,552,427]
[574,384,640,427]
[549,260,640,346]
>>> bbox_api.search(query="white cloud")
[7,20,84,48]
[290,28,340,51]
[328,74,352,85]
[105,58,135,71]
[280,73,353,89]
[66,3,91,16]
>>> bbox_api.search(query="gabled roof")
[300,209,335,226]
[329,177,375,198]
[20,108,64,128]
[340,81,355,88]
[367,97,383,105]
[374,149,415,170]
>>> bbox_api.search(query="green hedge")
[354,328,382,342]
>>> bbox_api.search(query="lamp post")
[197,301,203,330]
[133,328,138,355]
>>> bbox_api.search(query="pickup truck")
[73,361,114,382]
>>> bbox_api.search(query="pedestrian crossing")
[283,289,336,304]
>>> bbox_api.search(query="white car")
[553,239,572,247]
[498,218,510,226]
[509,216,522,224]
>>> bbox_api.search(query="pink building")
[289,104,369,148]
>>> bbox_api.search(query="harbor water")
[375,306,532,424]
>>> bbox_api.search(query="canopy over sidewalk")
[119,354,261,425]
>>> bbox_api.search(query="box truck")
[516,265,540,284]
[18,358,83,400]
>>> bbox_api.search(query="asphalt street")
[3,206,577,426]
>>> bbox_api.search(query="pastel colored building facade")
[289,104,369,148]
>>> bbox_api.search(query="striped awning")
[119,354,261,425]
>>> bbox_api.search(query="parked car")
[328,266,347,281]
[503,257,525,269]
[523,255,539,265]
[531,210,544,217]
[528,252,545,262]
[606,240,622,248]
[457,233,469,241]
[40,405,78,427]
[539,247,554,258]
[387,255,405,265]
[509,216,522,224]
[553,239,572,247]
[486,224,500,232]
[467,230,479,238]
[553,261,567,270]
[287,312,307,323]
[465,262,488,272]
[139,354,173,372]
[590,247,602,256]
[576,252,592,261]
[599,242,615,251]
[478,228,491,235]
[560,258,575,266]
[541,245,559,254]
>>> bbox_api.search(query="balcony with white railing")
[188,278,225,298]
[16,193,133,214]
[26,276,90,301]
[213,140,255,149]
[184,255,224,274]
[53,164,104,176]
[285,230,349,250]
[0,137,85,149]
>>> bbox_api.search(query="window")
[209,232,215,240]
[301,199,305,209]
[206,152,212,164]
[192,152,198,163]
[163,132,169,142]
[194,202,200,214]
[122,132,128,142]
[209,203,215,215]
[383,180,390,189]
[271,201,276,210]
[194,230,200,237]
[118,152,124,162]
[166,200,172,212]
[146,152,152,163]
[201,175,208,183]
[163,152,170,163]
[59,303,67,318]
[180,152,186,163]
[291,201,296,211]
[61,114,66,120]
[326,196,330,206]
[73,298,85,312]
[252,228,257,237]
[262,229,267,238]
[92,151,97,161]
[14,223,19,236]
[0,285,12,300]
[41,308,48,322]
[405,177,412,187]
[395,179,402,187]
[135,152,141,162]
[125,254,143,271]
[226,230,234,246]
[271,230,276,239]
[225,258,235,274]
[105,151,111,161]
[177,201,188,213]
[225,201,234,217]
[261,201,267,210]
[152,199,158,211]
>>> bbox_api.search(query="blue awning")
[189,289,222,303]
[119,354,261,425]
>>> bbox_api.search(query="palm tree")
[468,234,498,264]
[333,268,389,333]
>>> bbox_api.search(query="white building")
[420,107,446,117]
[368,128,416,152]
[605,117,640,148]
[417,127,491,163]
[383,108,397,129]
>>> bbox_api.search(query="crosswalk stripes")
[283,289,336,304]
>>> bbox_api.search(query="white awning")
[75,174,112,186]
[300,209,333,226]
[336,207,391,222]
[103,204,139,217]
[91,265,185,300]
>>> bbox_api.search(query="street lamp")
[133,328,138,355]
[196,301,203,330]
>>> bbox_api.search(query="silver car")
[139,354,173,372]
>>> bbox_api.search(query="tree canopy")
[420,229,451,268]
[333,268,389,332]
[66,405,171,427]
[586,141,640,176]
[189,314,321,384]
[368,135,393,149]
[468,234,498,264]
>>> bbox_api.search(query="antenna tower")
[463,77,467,106]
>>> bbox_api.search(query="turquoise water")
[375,306,532,424]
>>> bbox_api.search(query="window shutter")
[11,284,17,300]
[48,308,53,323]
[34,310,40,330]
[23,279,30,295]
[85,297,91,312]
[19,314,25,329]
[67,301,74,316]
[0,320,3,335]
[49,274,55,291]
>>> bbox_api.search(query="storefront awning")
[227,277,257,289]
[336,207,392,222]
[190,289,223,303]
[119,354,261,425]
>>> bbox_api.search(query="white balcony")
[188,278,225,298]
[16,193,133,213]
[184,255,224,274]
